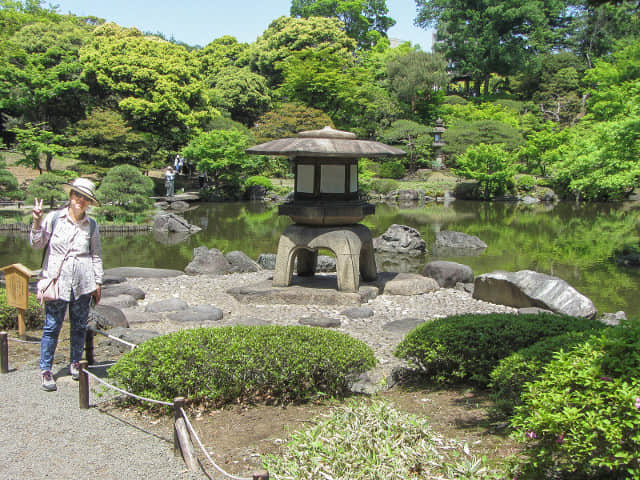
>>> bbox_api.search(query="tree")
[250,16,356,86]
[454,143,517,199]
[380,120,432,173]
[181,129,263,195]
[66,108,146,168]
[25,171,68,205]
[197,35,252,76]
[207,67,272,126]
[0,158,24,200]
[290,0,396,48]
[95,164,155,222]
[251,102,334,143]
[386,50,448,120]
[10,122,63,172]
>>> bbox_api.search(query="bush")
[95,164,154,222]
[26,172,69,205]
[244,175,273,190]
[0,288,45,330]
[515,174,536,192]
[370,178,399,194]
[394,313,604,386]
[263,400,495,480]
[378,160,405,179]
[108,325,377,405]
[488,329,605,418]
[511,321,640,479]
[0,160,25,200]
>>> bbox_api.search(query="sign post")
[1,264,34,338]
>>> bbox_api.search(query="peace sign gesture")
[32,197,44,226]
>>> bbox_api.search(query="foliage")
[378,160,405,179]
[263,399,497,479]
[66,108,146,168]
[182,129,262,196]
[511,321,640,479]
[370,178,398,194]
[516,122,567,176]
[515,174,535,193]
[251,102,334,143]
[9,122,64,172]
[0,287,44,330]
[453,143,517,199]
[95,164,154,222]
[488,329,605,418]
[380,119,432,174]
[394,313,604,387]
[0,159,24,199]
[25,171,68,204]
[244,175,273,190]
[290,0,396,49]
[108,325,377,405]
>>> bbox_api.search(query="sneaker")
[41,370,57,391]
[69,361,80,381]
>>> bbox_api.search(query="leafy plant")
[95,164,154,222]
[511,321,640,479]
[453,143,516,199]
[370,178,399,194]
[378,160,405,179]
[263,399,497,480]
[25,172,69,205]
[0,288,45,330]
[394,313,604,386]
[244,175,273,190]
[0,159,25,200]
[108,325,377,405]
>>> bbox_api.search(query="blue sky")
[50,0,434,50]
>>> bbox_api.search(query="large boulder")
[373,224,427,255]
[422,260,474,288]
[184,247,233,275]
[433,230,487,257]
[473,270,597,318]
[376,272,439,296]
[257,253,277,270]
[88,304,129,330]
[154,213,201,233]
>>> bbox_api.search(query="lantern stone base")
[273,224,377,293]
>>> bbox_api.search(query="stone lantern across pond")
[246,126,405,292]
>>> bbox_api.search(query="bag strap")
[40,210,61,268]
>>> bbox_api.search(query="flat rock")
[100,294,138,309]
[376,272,439,295]
[102,284,146,300]
[104,267,183,278]
[167,305,224,322]
[299,316,341,328]
[341,306,374,318]
[422,260,474,288]
[382,317,426,334]
[144,298,190,313]
[226,251,262,273]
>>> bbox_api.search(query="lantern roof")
[246,126,405,158]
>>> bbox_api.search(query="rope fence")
[1,331,270,478]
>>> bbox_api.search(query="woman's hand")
[32,198,44,227]
[91,285,102,306]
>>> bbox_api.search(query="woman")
[30,178,103,391]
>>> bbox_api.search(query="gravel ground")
[1,270,517,480]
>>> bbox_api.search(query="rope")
[82,368,172,406]
[87,362,117,368]
[88,327,137,349]
[6,336,40,344]
[179,407,254,480]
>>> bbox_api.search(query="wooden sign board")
[1,263,34,310]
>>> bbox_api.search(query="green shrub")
[263,400,496,480]
[0,160,25,200]
[0,288,45,330]
[488,329,604,418]
[515,174,536,192]
[26,172,69,205]
[109,325,377,405]
[370,178,398,194]
[244,175,273,190]
[95,164,154,222]
[511,321,640,479]
[394,313,604,386]
[378,160,405,179]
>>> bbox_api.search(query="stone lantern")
[246,126,405,292]
[432,118,446,167]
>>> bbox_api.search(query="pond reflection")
[1,200,639,318]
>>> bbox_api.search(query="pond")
[2,200,639,318]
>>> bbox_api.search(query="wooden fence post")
[173,397,185,456]
[79,360,89,409]
[1,332,8,374]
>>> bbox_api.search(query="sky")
[49,0,434,51]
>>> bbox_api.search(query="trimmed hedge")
[0,288,45,330]
[488,329,604,417]
[108,325,377,405]
[394,313,605,386]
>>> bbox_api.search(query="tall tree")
[290,0,396,48]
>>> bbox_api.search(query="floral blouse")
[30,208,103,301]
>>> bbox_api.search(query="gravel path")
[0,366,204,480]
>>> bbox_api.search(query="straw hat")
[64,178,100,206]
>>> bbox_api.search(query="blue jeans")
[39,293,91,371]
